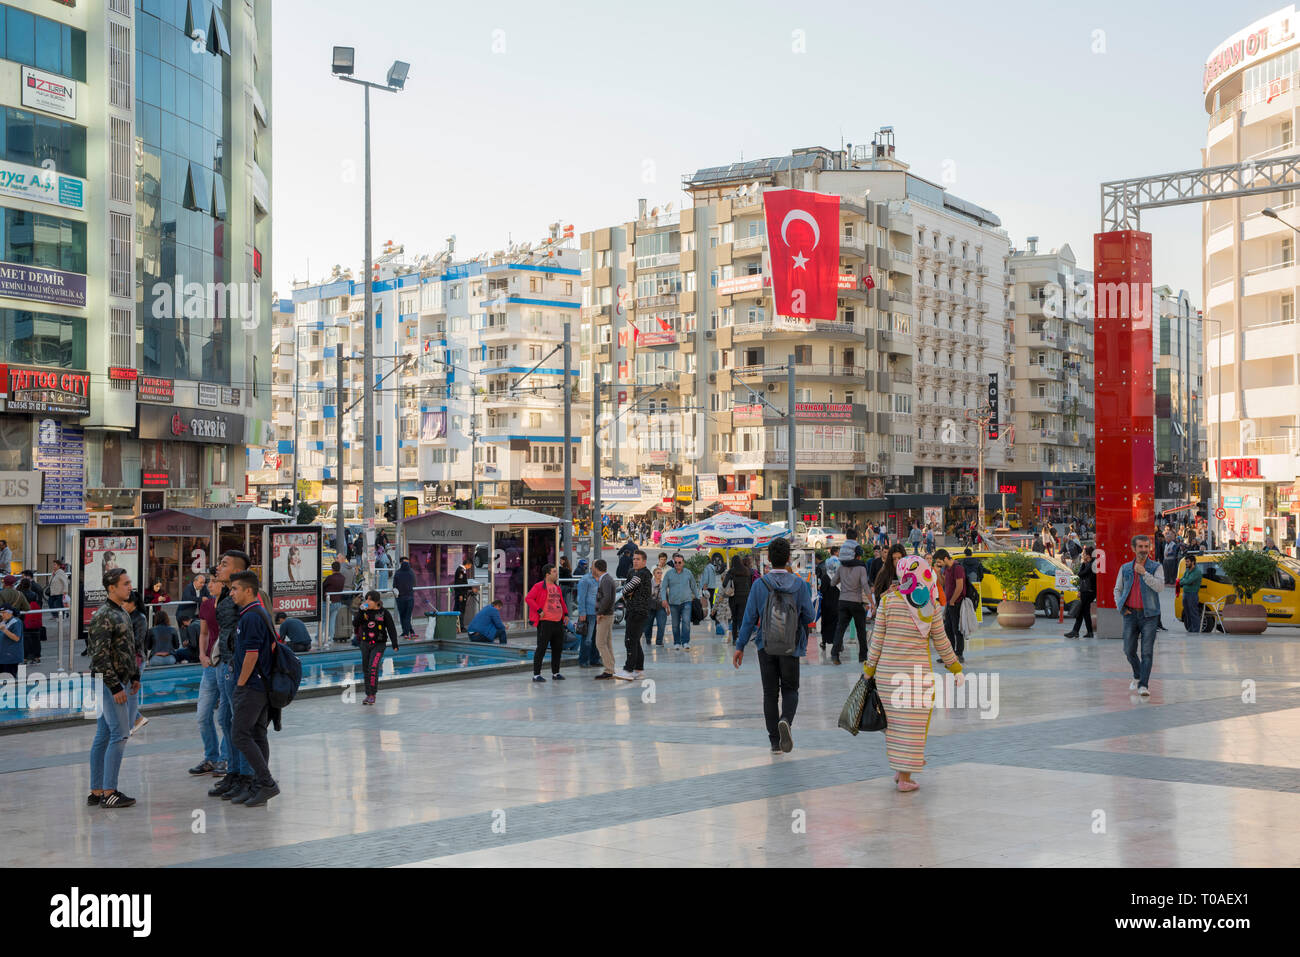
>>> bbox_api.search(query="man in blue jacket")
[468,600,508,644]
[732,538,815,754]
[393,557,417,639]
[1113,534,1164,697]
[575,563,601,667]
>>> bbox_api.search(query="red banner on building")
[762,188,840,320]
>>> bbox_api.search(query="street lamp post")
[332,46,409,580]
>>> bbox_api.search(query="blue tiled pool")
[0,640,537,727]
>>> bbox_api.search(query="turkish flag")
[656,317,672,331]
[763,188,840,320]
[864,272,875,290]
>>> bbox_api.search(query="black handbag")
[859,676,888,733]
[690,597,705,625]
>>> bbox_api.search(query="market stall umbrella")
[659,512,791,549]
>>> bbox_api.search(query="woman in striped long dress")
[864,554,963,792]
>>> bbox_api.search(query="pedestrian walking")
[393,557,416,639]
[722,554,752,646]
[618,550,653,679]
[933,549,967,664]
[908,523,922,555]
[576,561,600,667]
[662,553,700,649]
[733,537,815,754]
[226,570,281,806]
[1065,545,1097,638]
[353,590,399,705]
[87,567,141,809]
[863,554,963,792]
[453,557,475,632]
[525,564,568,682]
[816,552,841,663]
[834,543,873,665]
[1113,534,1163,697]
[643,567,668,646]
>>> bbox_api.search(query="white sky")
[271,0,1274,301]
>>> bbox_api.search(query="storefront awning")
[524,477,590,492]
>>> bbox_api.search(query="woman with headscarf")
[863,554,963,792]
[722,554,751,646]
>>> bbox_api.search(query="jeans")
[396,596,414,637]
[669,601,693,646]
[197,666,222,764]
[643,605,667,645]
[757,649,800,747]
[577,615,599,665]
[470,630,507,644]
[1182,589,1202,632]
[377,567,390,591]
[1121,609,1159,687]
[89,678,132,792]
[217,663,253,776]
[911,540,920,554]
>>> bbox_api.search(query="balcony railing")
[1210,72,1298,127]
[733,363,867,379]
[724,449,867,466]
[732,235,765,253]
[1244,434,1298,455]
[636,293,680,310]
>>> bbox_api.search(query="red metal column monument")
[1093,230,1155,633]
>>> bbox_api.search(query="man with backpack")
[227,570,281,807]
[732,538,815,754]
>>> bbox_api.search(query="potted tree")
[1217,549,1278,635]
[984,550,1038,629]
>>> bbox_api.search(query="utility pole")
[335,351,345,555]
[395,349,404,553]
[591,369,601,558]
[361,83,376,579]
[786,355,796,534]
[562,320,573,566]
[291,347,299,517]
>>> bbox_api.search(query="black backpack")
[760,575,801,656]
[253,606,302,709]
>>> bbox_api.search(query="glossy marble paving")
[3,601,1298,868]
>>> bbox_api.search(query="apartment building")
[1203,4,1300,544]
[1004,239,1096,523]
[1153,285,1209,518]
[289,231,586,517]
[581,136,1010,532]
[245,296,296,504]
[0,1,271,570]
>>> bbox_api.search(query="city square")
[0,0,1297,924]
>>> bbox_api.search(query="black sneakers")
[101,790,136,809]
[552,673,565,681]
[86,793,101,806]
[243,782,280,807]
[209,772,240,797]
[227,779,257,804]
[189,760,219,775]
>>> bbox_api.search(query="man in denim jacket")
[1112,534,1163,697]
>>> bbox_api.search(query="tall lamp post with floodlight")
[331,45,409,577]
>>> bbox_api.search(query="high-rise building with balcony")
[1153,285,1208,518]
[1203,4,1300,545]
[582,137,1010,533]
[1005,239,1095,524]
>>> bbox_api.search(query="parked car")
[766,521,808,548]
[1174,553,1300,625]
[967,550,1080,619]
[806,526,846,550]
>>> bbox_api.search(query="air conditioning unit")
[767,382,779,392]
[704,329,715,339]
[877,451,890,461]
[869,462,881,474]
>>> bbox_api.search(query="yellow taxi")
[966,550,1080,619]
[1174,552,1300,624]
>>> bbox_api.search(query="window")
[1284,236,1295,267]
[529,413,541,429]
[0,207,87,272]
[0,4,86,81]
[1,108,87,178]
[1283,293,1294,323]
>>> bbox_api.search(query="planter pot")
[1221,603,1268,635]
[996,599,1036,629]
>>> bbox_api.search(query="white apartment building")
[1004,239,1096,522]
[288,233,586,517]
[1203,4,1300,544]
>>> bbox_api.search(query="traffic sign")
[1214,506,1226,520]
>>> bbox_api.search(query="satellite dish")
[650,207,660,217]
[665,201,674,213]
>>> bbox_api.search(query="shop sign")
[0,261,86,307]
[138,375,174,403]
[0,156,85,211]
[0,363,90,415]
[0,470,42,504]
[263,525,322,622]
[21,65,76,119]
[138,405,245,445]
[197,382,219,407]
[1219,458,1260,480]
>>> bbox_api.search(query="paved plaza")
[3,603,1298,868]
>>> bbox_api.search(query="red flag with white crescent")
[864,271,875,290]
[763,188,840,320]
[656,317,672,332]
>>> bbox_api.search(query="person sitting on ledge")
[467,600,508,644]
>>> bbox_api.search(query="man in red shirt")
[525,564,568,683]
[934,549,966,663]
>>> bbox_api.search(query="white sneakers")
[1129,679,1139,691]
[614,670,635,681]
[1138,686,1150,697]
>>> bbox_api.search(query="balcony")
[731,317,867,340]
[1025,364,1062,380]
[877,330,911,355]
[890,248,913,269]
[724,449,867,467]
[639,251,681,269]
[636,293,679,310]
[839,236,868,259]
[893,369,913,384]
[733,362,867,381]
[732,235,765,257]
[581,304,610,321]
